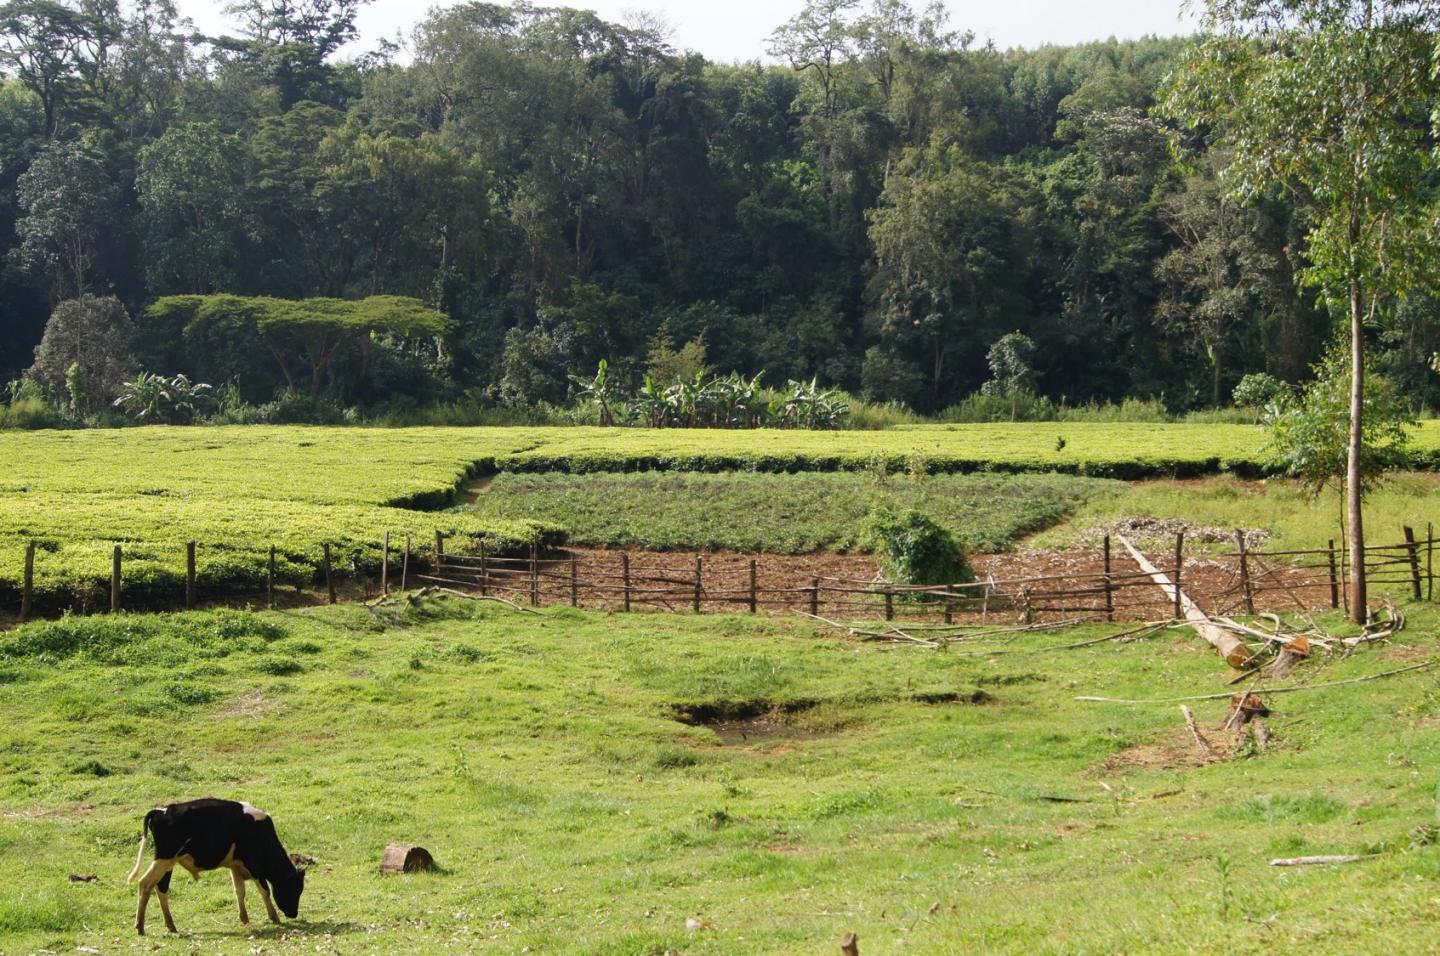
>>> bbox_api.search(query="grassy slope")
[2,600,1440,953]
[463,472,1121,553]
[1035,473,1440,553]
[9,421,1440,603]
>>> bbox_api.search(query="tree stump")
[379,843,435,874]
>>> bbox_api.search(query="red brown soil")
[440,543,1342,623]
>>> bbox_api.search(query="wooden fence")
[414,525,1440,624]
[9,524,1438,624]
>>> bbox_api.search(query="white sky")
[176,0,1198,63]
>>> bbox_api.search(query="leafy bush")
[1233,373,1287,421]
[941,390,1058,423]
[866,509,974,586]
[0,379,67,429]
[258,391,351,425]
[1263,345,1413,498]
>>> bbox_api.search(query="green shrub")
[866,508,974,586]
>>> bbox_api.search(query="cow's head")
[273,868,305,919]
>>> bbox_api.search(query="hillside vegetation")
[1,599,1438,952]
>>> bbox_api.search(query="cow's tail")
[127,809,159,884]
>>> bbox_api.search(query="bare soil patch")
[1099,726,1234,773]
[454,542,1341,621]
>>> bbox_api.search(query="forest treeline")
[1,0,1435,419]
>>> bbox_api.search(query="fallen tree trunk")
[1117,535,1254,668]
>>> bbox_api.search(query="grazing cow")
[126,797,306,935]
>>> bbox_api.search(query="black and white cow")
[126,797,306,935]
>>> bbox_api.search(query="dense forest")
[0,0,1434,420]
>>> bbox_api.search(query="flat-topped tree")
[148,295,452,396]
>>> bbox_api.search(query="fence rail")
[416,525,1439,624]
[8,524,1438,625]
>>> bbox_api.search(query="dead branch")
[1179,705,1215,757]
[793,610,941,647]
[1076,658,1439,704]
[1269,855,1373,867]
[409,586,542,615]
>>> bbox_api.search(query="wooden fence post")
[323,543,336,604]
[529,542,539,606]
[1404,525,1422,600]
[381,531,390,596]
[111,544,121,613]
[811,577,820,617]
[883,586,894,621]
[1428,522,1434,601]
[434,530,444,575]
[267,545,276,609]
[1327,539,1339,610]
[1235,529,1255,615]
[185,540,196,610]
[944,584,954,625]
[570,559,579,607]
[20,541,34,623]
[1102,535,1114,622]
[401,535,410,592]
[1172,531,1184,620]
[479,540,488,596]
[749,559,757,614]
[693,556,702,613]
[622,553,631,612]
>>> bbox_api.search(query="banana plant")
[569,359,618,426]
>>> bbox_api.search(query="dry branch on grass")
[1269,854,1372,867]
[795,610,1169,653]
[370,585,543,614]
[1076,658,1439,704]
[1179,705,1215,757]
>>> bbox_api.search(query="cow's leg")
[231,869,250,924]
[133,859,174,935]
[156,870,177,934]
[254,879,282,924]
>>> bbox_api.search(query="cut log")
[1223,692,1269,732]
[1270,635,1309,679]
[1117,535,1254,668]
[379,843,435,874]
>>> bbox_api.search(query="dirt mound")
[1087,516,1271,549]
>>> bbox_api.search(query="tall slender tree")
[1165,0,1440,621]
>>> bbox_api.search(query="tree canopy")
[0,0,1435,421]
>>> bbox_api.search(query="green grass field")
[464,472,1121,553]
[9,421,1440,608]
[2,598,1439,953]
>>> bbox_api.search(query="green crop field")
[7,421,1440,610]
[0,428,562,612]
[2,598,1439,953]
[465,471,1121,553]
